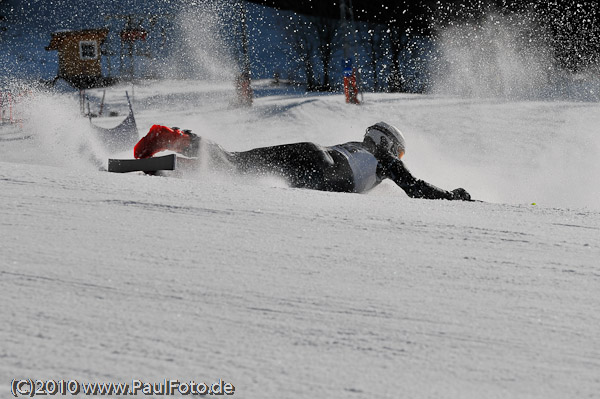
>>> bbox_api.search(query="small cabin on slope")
[46,28,110,89]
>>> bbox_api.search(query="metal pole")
[340,0,360,104]
[238,1,253,105]
[339,0,349,60]
[240,1,251,77]
[347,0,363,103]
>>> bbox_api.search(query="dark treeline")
[432,0,600,72]
[249,0,600,92]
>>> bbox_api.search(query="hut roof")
[46,28,109,51]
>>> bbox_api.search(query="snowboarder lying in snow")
[133,122,472,201]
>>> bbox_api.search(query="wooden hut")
[46,28,110,89]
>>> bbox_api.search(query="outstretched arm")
[378,154,471,200]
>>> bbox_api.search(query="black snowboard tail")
[108,154,177,173]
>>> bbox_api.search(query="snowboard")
[108,154,177,173]
[107,154,199,175]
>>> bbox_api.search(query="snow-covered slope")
[1,80,599,398]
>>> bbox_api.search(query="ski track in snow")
[1,80,600,398]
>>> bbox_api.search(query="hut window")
[79,41,98,60]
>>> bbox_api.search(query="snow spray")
[429,12,600,101]
[164,1,238,82]
[418,11,600,210]
[19,87,107,170]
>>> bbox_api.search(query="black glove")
[451,188,471,201]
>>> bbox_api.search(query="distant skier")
[133,122,472,201]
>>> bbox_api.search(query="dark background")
[247,0,600,72]
[1,0,599,91]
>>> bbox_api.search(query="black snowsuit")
[197,138,460,200]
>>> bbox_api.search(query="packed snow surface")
[1,80,599,398]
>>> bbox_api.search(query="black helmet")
[364,121,406,159]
